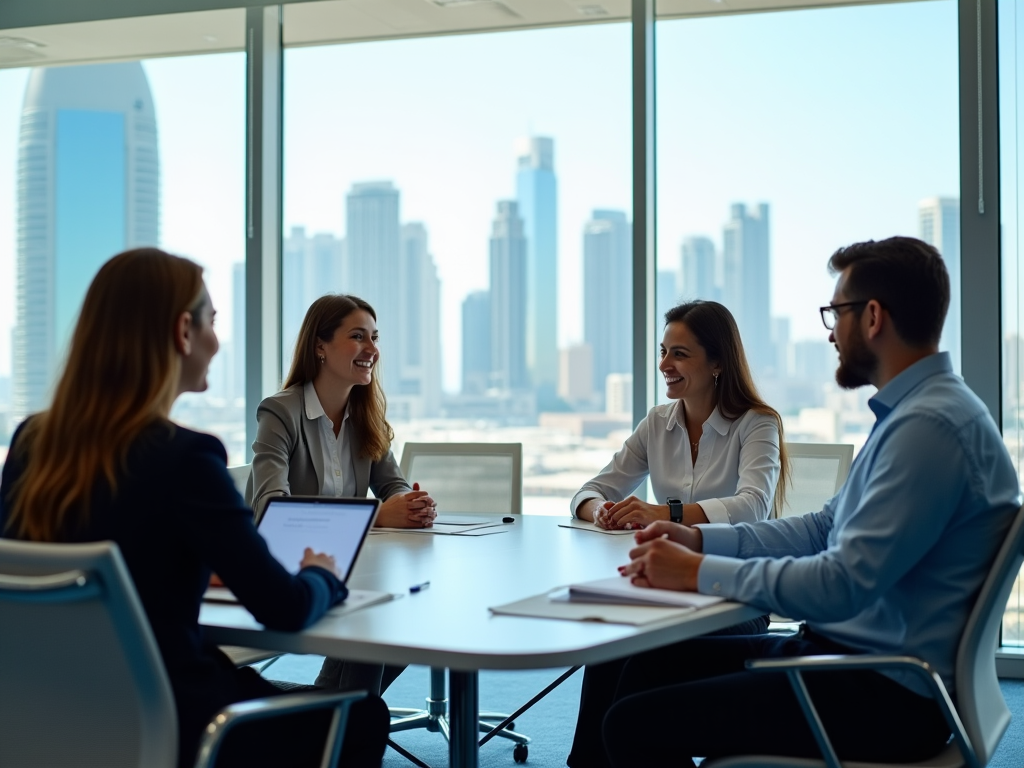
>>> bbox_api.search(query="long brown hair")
[664,300,790,516]
[6,248,206,541]
[284,294,393,462]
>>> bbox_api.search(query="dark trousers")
[315,658,406,696]
[597,629,951,768]
[191,666,390,768]
[567,614,769,768]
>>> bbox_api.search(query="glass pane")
[282,24,631,515]
[1000,0,1024,647]
[0,53,245,463]
[656,1,960,451]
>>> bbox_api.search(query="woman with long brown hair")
[572,299,789,528]
[248,293,433,696]
[566,300,789,768]
[0,248,388,768]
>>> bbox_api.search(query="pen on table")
[409,581,430,594]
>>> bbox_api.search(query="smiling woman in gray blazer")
[247,293,435,696]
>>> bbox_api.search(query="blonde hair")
[6,248,205,541]
[664,301,790,517]
[284,294,393,462]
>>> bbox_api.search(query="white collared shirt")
[304,381,356,498]
[570,401,780,524]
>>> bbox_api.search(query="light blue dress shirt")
[697,352,1021,695]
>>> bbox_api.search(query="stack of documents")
[490,576,723,626]
[371,518,509,536]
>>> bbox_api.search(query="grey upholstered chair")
[706,501,1024,768]
[0,538,364,768]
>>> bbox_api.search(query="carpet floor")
[268,655,1024,767]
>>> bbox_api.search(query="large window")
[0,51,246,462]
[656,1,960,451]
[1000,0,1024,647]
[282,23,632,515]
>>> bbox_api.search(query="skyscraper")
[489,201,529,391]
[346,181,400,389]
[722,203,771,375]
[583,210,632,398]
[14,62,159,418]
[393,223,441,417]
[462,290,492,395]
[515,137,558,398]
[681,235,719,302]
[282,226,344,370]
[919,197,961,371]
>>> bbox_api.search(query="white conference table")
[200,516,761,768]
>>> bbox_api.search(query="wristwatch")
[667,497,683,524]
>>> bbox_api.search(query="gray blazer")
[246,384,411,520]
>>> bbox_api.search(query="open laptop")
[204,496,380,603]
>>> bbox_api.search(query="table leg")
[448,669,479,768]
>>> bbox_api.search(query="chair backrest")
[777,442,854,518]
[400,442,522,515]
[954,502,1024,765]
[227,463,252,497]
[0,539,177,768]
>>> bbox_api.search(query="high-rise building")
[606,373,633,417]
[681,235,719,302]
[462,290,491,395]
[489,201,529,391]
[583,210,632,398]
[346,181,400,389]
[282,226,344,370]
[657,269,678,328]
[558,344,593,404]
[515,137,558,396]
[392,223,441,417]
[14,62,159,418]
[919,197,961,371]
[722,203,771,375]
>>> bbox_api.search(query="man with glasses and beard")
[593,236,1021,767]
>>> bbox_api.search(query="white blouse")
[569,401,780,525]
[303,380,356,498]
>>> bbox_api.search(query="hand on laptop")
[377,483,438,528]
[300,547,339,577]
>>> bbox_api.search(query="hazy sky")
[0,0,962,393]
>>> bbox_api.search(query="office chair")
[386,442,540,765]
[0,538,365,768]
[226,463,252,497]
[777,443,854,518]
[770,443,855,628]
[706,501,1024,768]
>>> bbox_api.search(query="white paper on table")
[557,519,635,535]
[489,588,697,626]
[204,587,394,617]
[567,576,724,608]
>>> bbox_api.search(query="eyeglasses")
[819,301,869,330]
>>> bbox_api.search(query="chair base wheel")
[513,743,528,763]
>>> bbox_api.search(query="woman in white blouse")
[573,300,788,528]
[566,300,789,768]
[248,294,435,698]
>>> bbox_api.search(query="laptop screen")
[258,497,379,582]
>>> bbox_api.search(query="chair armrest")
[193,689,368,768]
[745,654,978,768]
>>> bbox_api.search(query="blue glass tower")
[14,62,159,417]
[515,137,558,399]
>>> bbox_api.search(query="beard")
[835,323,877,390]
